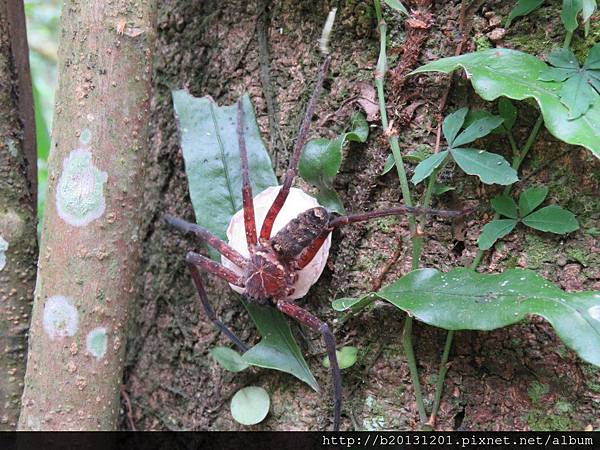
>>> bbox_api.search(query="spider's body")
[166,55,471,431]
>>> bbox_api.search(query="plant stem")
[374,0,427,423]
[428,113,545,423]
[563,30,573,49]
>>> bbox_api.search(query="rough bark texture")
[18,0,157,430]
[0,0,37,430]
[124,0,600,431]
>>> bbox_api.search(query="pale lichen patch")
[79,128,92,146]
[42,296,79,340]
[589,305,600,321]
[86,327,108,359]
[0,236,7,271]
[56,148,108,227]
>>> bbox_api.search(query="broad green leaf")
[300,137,342,184]
[562,0,584,32]
[477,219,518,250]
[410,48,600,159]
[522,205,579,233]
[506,0,545,27]
[374,268,600,367]
[322,346,358,370]
[211,347,249,372]
[519,186,549,216]
[172,90,317,390]
[172,90,277,251]
[332,294,375,312]
[498,97,518,131]
[491,195,519,219]
[442,107,468,146]
[450,148,518,185]
[411,151,449,185]
[299,113,368,213]
[243,302,319,391]
[383,0,408,14]
[230,386,270,425]
[452,116,505,147]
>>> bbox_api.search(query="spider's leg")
[277,299,341,432]
[237,100,257,247]
[186,251,249,353]
[165,214,248,269]
[328,205,474,228]
[292,228,332,270]
[259,56,332,240]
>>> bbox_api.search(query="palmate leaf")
[450,148,518,185]
[361,268,600,367]
[442,107,469,146]
[539,46,600,119]
[519,186,549,216]
[172,90,318,390]
[411,151,449,185]
[477,219,518,250]
[452,115,505,147]
[491,195,519,219]
[410,48,600,159]
[522,205,579,233]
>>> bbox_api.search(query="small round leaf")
[322,346,358,370]
[230,386,270,426]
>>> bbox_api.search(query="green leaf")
[477,219,518,250]
[383,0,408,14]
[518,186,549,216]
[172,90,277,254]
[432,183,456,195]
[491,195,519,219]
[242,302,319,392]
[374,268,600,367]
[332,294,375,312]
[450,148,518,185]
[582,0,597,33]
[464,110,505,135]
[522,205,579,233]
[452,115,505,147]
[172,90,317,390]
[316,187,346,215]
[211,347,250,372]
[299,113,368,213]
[498,97,518,131]
[562,0,584,32]
[230,386,270,426]
[442,107,468,146]
[382,154,396,175]
[506,0,545,27]
[410,48,600,159]
[322,346,358,370]
[411,151,449,185]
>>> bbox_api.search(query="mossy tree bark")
[18,0,157,430]
[0,0,37,430]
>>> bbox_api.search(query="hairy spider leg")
[259,56,332,241]
[292,205,474,270]
[186,251,249,353]
[165,214,248,269]
[236,100,258,247]
[277,299,342,432]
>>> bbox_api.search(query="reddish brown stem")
[237,100,258,247]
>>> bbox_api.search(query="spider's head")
[243,249,293,303]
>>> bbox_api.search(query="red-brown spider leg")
[237,100,257,247]
[293,228,333,270]
[277,299,342,432]
[165,214,248,269]
[186,251,249,353]
[259,56,332,240]
[328,205,472,228]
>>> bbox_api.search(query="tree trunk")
[0,0,37,431]
[18,0,157,431]
[124,0,600,431]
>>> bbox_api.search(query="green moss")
[523,234,556,269]
[582,364,600,393]
[527,381,549,403]
[474,34,492,51]
[572,19,600,61]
